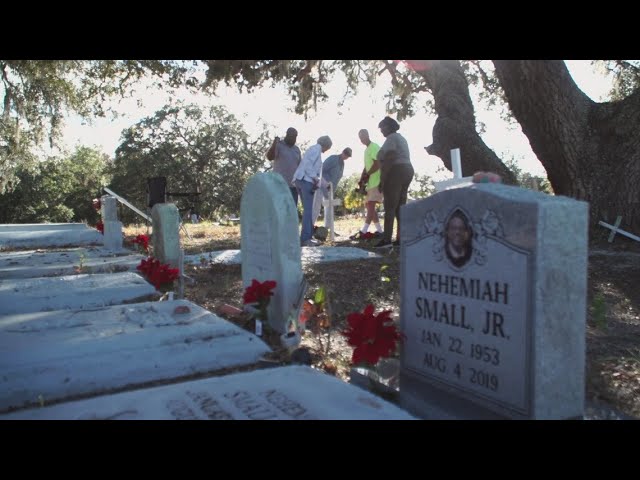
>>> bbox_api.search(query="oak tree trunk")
[494,60,640,232]
[421,60,518,184]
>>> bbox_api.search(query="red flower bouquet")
[95,220,104,234]
[243,279,277,336]
[136,257,180,289]
[342,304,401,367]
[131,234,150,254]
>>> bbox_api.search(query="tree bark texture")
[420,60,518,184]
[494,60,640,231]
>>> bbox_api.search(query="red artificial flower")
[342,304,401,366]
[95,220,104,234]
[132,234,150,253]
[136,256,179,288]
[243,279,277,305]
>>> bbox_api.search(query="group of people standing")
[266,116,414,248]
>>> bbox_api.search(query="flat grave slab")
[0,271,158,315]
[186,246,380,267]
[0,227,103,249]
[1,365,415,420]
[0,247,145,279]
[0,223,89,232]
[0,299,271,413]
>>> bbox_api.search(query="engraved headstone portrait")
[444,209,473,268]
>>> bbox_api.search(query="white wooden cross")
[433,148,473,192]
[598,216,640,243]
[322,182,342,242]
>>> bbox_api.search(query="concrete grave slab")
[299,245,381,264]
[0,300,271,413]
[0,223,89,232]
[0,226,103,249]
[0,247,145,279]
[185,246,380,267]
[0,271,158,315]
[0,365,415,420]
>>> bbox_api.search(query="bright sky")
[62,60,613,181]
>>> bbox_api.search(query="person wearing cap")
[311,147,352,228]
[373,116,414,248]
[293,135,333,247]
[266,127,302,206]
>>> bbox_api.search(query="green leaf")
[381,276,391,282]
[380,265,389,272]
[314,286,326,306]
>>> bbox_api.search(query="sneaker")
[301,239,319,247]
[373,239,393,248]
[349,231,363,240]
[374,232,383,238]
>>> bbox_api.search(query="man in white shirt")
[293,135,333,246]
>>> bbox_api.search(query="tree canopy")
[109,103,271,223]
[0,145,110,223]
[202,59,640,229]
[3,59,639,230]
[0,60,197,193]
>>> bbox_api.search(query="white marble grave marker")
[240,173,303,333]
[151,203,181,269]
[100,195,123,251]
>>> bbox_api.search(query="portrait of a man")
[444,209,473,268]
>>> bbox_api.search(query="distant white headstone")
[151,203,181,269]
[240,173,303,334]
[103,221,123,251]
[398,183,588,420]
[100,195,123,251]
[100,195,118,222]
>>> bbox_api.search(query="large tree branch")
[494,60,640,229]
[493,61,596,195]
[414,60,516,183]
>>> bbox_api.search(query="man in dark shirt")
[312,147,352,227]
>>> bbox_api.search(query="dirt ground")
[126,217,640,419]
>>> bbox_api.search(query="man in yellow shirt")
[350,129,384,239]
